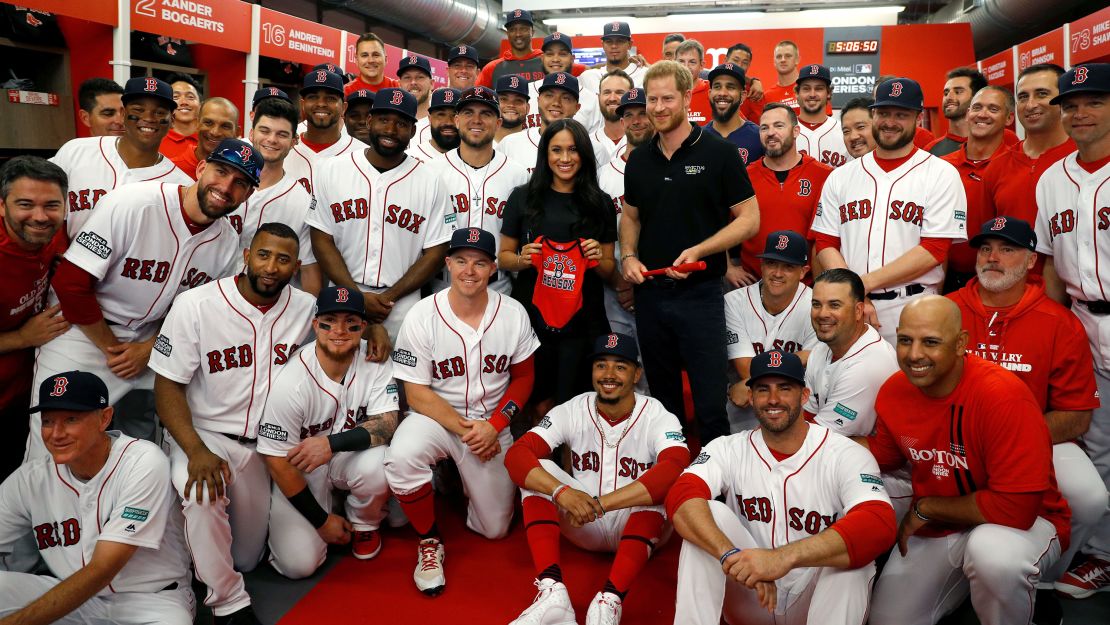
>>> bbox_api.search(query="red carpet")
[278,498,680,624]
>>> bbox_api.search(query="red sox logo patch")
[555,73,566,85]
[610,22,621,32]
[552,32,562,40]
[268,88,279,96]
[467,228,481,243]
[798,179,812,197]
[991,217,1007,231]
[358,90,368,98]
[1073,66,1089,85]
[391,90,404,105]
[459,45,468,55]
[808,64,819,75]
[628,88,638,99]
[768,351,783,367]
[444,90,455,103]
[542,253,578,291]
[606,334,619,349]
[509,76,520,89]
[237,145,253,161]
[738,147,749,163]
[336,287,350,303]
[315,70,328,83]
[408,55,418,64]
[775,235,790,250]
[889,81,903,97]
[50,377,68,397]
[513,9,522,18]
[724,64,734,71]
[144,77,158,92]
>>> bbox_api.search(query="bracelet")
[593,495,606,517]
[620,253,637,260]
[551,484,570,502]
[912,500,931,523]
[719,547,741,564]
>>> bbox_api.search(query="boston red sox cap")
[301,70,345,97]
[448,227,497,259]
[398,54,433,78]
[757,230,808,266]
[601,22,632,41]
[457,86,500,114]
[746,350,806,387]
[870,77,923,111]
[448,45,480,65]
[504,8,534,27]
[708,63,746,87]
[616,87,646,116]
[496,74,530,99]
[542,32,573,52]
[796,64,833,86]
[969,216,1037,252]
[538,72,580,100]
[346,88,375,107]
[252,86,291,107]
[122,76,176,110]
[207,138,263,186]
[588,333,640,366]
[1051,63,1110,104]
[30,371,110,413]
[315,286,366,319]
[311,62,343,76]
[372,88,419,123]
[429,87,463,111]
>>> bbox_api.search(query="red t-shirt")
[687,79,711,126]
[742,154,833,274]
[170,147,200,181]
[530,237,598,331]
[759,81,832,116]
[913,126,935,149]
[868,355,1070,543]
[982,139,1077,225]
[344,75,398,97]
[948,277,1099,417]
[0,225,67,410]
[159,128,197,161]
[942,142,1007,273]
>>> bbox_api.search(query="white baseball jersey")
[1034,154,1110,368]
[803,324,898,436]
[63,182,240,334]
[305,151,453,289]
[591,128,628,167]
[0,433,190,593]
[406,140,449,163]
[50,136,192,238]
[257,341,398,456]
[797,116,851,169]
[811,149,967,292]
[226,171,316,265]
[391,289,540,420]
[724,283,817,360]
[500,126,611,174]
[526,80,603,134]
[282,134,367,197]
[148,277,315,438]
[577,62,647,94]
[528,392,686,496]
[431,149,529,251]
[414,117,431,145]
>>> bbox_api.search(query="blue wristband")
[719,547,741,564]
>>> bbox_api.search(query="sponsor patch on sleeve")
[726,330,738,345]
[500,400,520,420]
[954,210,966,222]
[153,334,172,357]
[75,231,111,259]
[258,423,289,442]
[833,403,857,420]
[538,416,552,429]
[445,213,456,225]
[121,506,149,522]
[860,473,884,486]
[692,451,711,465]
[391,349,417,367]
[665,431,686,442]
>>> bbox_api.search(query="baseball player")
[407,88,462,162]
[591,71,632,166]
[866,296,1069,625]
[307,88,453,339]
[33,139,262,456]
[257,287,399,577]
[724,231,817,432]
[501,72,609,173]
[51,76,191,238]
[230,97,322,295]
[343,89,374,145]
[149,223,316,625]
[667,350,896,625]
[794,64,850,168]
[924,68,1020,157]
[169,97,240,181]
[344,33,398,96]
[397,54,434,124]
[78,77,125,138]
[503,333,689,625]
[495,74,531,144]
[1034,63,1110,599]
[384,228,540,596]
[446,45,479,91]
[523,34,602,134]
[577,22,647,94]
[704,63,763,166]
[426,87,528,294]
[949,216,1105,586]
[294,64,352,139]
[839,97,877,159]
[285,71,367,197]
[0,372,193,625]
[812,78,967,344]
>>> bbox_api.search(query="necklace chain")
[591,399,635,449]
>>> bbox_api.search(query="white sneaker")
[508,578,576,625]
[414,538,445,596]
[585,591,623,625]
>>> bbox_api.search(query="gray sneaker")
[414,537,446,596]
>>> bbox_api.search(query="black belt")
[221,432,257,444]
[1080,300,1110,315]
[869,284,926,301]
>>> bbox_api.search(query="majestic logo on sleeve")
[542,253,578,291]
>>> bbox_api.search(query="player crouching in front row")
[256,287,400,575]
[667,350,896,625]
[504,332,690,625]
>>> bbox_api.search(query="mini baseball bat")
[641,261,707,277]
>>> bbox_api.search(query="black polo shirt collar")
[649,121,703,159]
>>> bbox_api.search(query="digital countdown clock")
[826,39,879,54]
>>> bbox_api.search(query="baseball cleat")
[508,578,576,625]
[352,529,382,560]
[414,537,446,596]
[585,590,623,625]
[1054,555,1110,598]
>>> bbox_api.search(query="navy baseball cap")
[122,76,176,110]
[796,64,832,86]
[616,87,646,115]
[1051,63,1110,105]
[448,45,479,65]
[708,63,746,87]
[206,138,263,186]
[448,227,496,259]
[429,87,462,111]
[757,230,808,266]
[601,21,632,40]
[301,70,345,97]
[505,8,533,27]
[315,286,366,319]
[538,72,579,99]
[252,86,291,107]
[588,332,639,365]
[542,32,573,51]
[457,86,500,113]
[372,88,418,122]
[969,216,1037,252]
[870,77,923,111]
[30,371,109,413]
[398,54,432,78]
[746,350,806,387]
[346,88,375,107]
[496,74,530,98]
[311,63,343,76]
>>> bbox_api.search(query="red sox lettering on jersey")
[797,117,851,168]
[34,518,81,550]
[725,283,816,361]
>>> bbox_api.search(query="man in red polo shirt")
[169,97,240,181]
[345,33,399,96]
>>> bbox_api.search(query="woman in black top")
[499,118,617,408]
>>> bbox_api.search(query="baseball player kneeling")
[667,350,896,625]
[0,372,194,625]
[503,333,689,625]
[384,227,540,596]
[257,287,399,575]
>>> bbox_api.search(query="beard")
[461,129,494,149]
[370,132,410,157]
[431,125,461,151]
[652,109,684,134]
[196,184,236,219]
[500,113,524,130]
[306,113,336,130]
[976,262,1028,292]
[601,105,621,123]
[626,127,655,148]
[711,99,741,124]
[755,402,802,434]
[764,133,795,158]
[873,124,915,151]
[245,266,291,299]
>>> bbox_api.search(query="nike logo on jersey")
[35,518,80,549]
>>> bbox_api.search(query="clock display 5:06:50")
[826,40,878,54]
